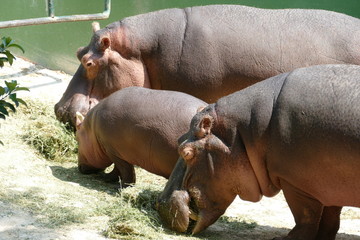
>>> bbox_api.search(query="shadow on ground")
[48,165,360,240]
[49,165,119,195]
[195,222,360,240]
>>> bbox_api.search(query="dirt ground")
[1,58,360,239]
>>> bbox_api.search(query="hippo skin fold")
[158,64,360,240]
[55,5,360,128]
[75,87,206,186]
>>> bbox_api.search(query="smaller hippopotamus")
[158,64,360,239]
[75,87,206,186]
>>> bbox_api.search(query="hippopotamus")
[55,5,360,128]
[75,87,206,186]
[157,64,360,240]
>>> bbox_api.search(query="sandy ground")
[0,58,111,240]
[0,57,71,102]
[1,58,360,239]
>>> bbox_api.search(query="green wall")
[1,0,360,74]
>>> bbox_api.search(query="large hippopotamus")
[158,64,360,240]
[55,5,360,127]
[75,87,206,186]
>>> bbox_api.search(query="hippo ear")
[196,115,213,139]
[92,21,100,32]
[75,111,85,130]
[100,37,111,51]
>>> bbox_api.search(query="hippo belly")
[268,133,360,207]
[268,66,360,207]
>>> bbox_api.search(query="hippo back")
[91,87,207,177]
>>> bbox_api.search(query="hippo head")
[166,106,261,234]
[55,22,149,128]
[75,112,112,174]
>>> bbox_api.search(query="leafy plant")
[0,80,28,120]
[0,36,28,145]
[0,36,25,67]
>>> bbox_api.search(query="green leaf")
[16,98,27,107]
[15,86,29,92]
[1,100,16,112]
[3,50,15,65]
[3,87,9,95]
[5,80,17,92]
[9,94,19,107]
[0,105,9,116]
[3,37,12,47]
[0,87,5,96]
[1,37,7,48]
[8,43,25,53]
[0,113,5,120]
[0,57,8,64]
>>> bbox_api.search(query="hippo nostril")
[89,98,99,110]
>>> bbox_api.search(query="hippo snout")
[157,190,197,233]
[78,164,104,174]
[54,94,92,128]
[54,103,70,124]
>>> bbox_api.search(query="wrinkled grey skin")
[76,87,206,186]
[159,64,360,239]
[55,5,360,128]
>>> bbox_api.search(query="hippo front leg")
[112,158,136,188]
[273,180,323,240]
[316,206,342,240]
[102,164,121,183]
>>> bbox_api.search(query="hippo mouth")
[55,94,99,128]
[187,197,201,233]
[157,189,224,234]
[186,188,227,234]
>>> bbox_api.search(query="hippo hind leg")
[316,206,342,240]
[273,180,323,240]
[102,164,121,182]
[112,158,136,188]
